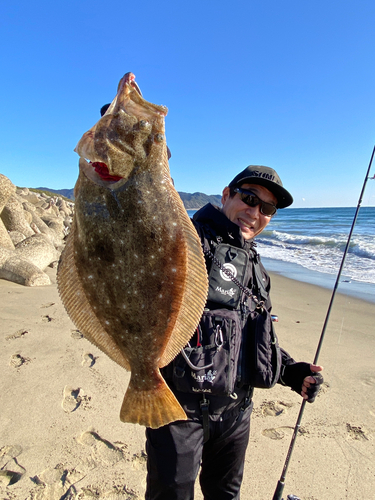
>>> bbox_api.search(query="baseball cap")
[228,165,293,208]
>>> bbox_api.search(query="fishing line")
[272,145,375,500]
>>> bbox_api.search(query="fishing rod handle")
[272,480,285,500]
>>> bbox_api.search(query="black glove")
[280,362,323,403]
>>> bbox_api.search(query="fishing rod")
[272,145,375,500]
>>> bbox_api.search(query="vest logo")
[215,286,236,297]
[191,369,217,384]
[220,263,237,282]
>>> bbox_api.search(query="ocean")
[187,206,375,304]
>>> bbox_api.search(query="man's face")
[221,183,277,240]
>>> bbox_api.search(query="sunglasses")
[234,188,277,216]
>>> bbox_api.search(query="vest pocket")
[172,309,242,397]
[241,309,281,389]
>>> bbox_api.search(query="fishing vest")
[169,239,281,397]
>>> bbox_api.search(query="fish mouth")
[119,72,143,97]
[90,161,123,183]
[78,158,125,189]
[75,72,168,184]
[90,74,144,184]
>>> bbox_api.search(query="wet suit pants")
[145,404,252,500]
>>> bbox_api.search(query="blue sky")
[1,0,375,208]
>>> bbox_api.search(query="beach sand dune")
[1,269,374,499]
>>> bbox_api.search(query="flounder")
[57,72,208,428]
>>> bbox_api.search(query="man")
[145,165,324,500]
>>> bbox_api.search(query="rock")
[0,219,15,250]
[22,201,36,212]
[0,246,13,267]
[17,190,41,205]
[0,255,51,286]
[23,210,33,224]
[63,217,72,228]
[8,231,27,246]
[30,222,41,234]
[47,219,65,240]
[1,195,34,238]
[0,175,17,250]
[15,234,60,271]
[0,173,74,286]
[0,175,17,211]
[16,187,30,196]
[56,199,73,218]
[28,211,64,248]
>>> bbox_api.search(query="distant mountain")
[36,187,75,200]
[36,187,222,209]
[178,192,222,209]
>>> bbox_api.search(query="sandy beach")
[1,268,374,500]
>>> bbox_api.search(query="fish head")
[74,72,169,186]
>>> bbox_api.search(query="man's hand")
[301,364,324,403]
[281,362,324,403]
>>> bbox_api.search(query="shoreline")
[263,256,375,304]
[1,269,374,499]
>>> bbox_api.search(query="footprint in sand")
[82,352,97,368]
[131,451,147,471]
[41,314,54,322]
[262,428,285,440]
[9,353,30,368]
[261,400,292,417]
[61,386,92,413]
[40,302,56,308]
[5,329,29,341]
[0,445,25,487]
[262,426,294,440]
[346,423,370,441]
[31,464,85,499]
[61,386,93,413]
[62,386,82,412]
[78,430,127,466]
[71,329,84,339]
[78,486,140,499]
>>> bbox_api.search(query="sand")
[1,268,374,500]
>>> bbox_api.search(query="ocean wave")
[257,240,375,284]
[267,230,349,247]
[258,232,375,261]
[351,242,375,261]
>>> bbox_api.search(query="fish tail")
[120,372,187,428]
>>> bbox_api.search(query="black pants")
[145,404,252,500]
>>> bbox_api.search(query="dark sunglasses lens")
[238,190,276,216]
[241,194,258,207]
[260,203,276,216]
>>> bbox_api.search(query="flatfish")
[57,72,208,428]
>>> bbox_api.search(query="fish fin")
[57,220,131,371]
[159,184,208,367]
[120,370,187,428]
